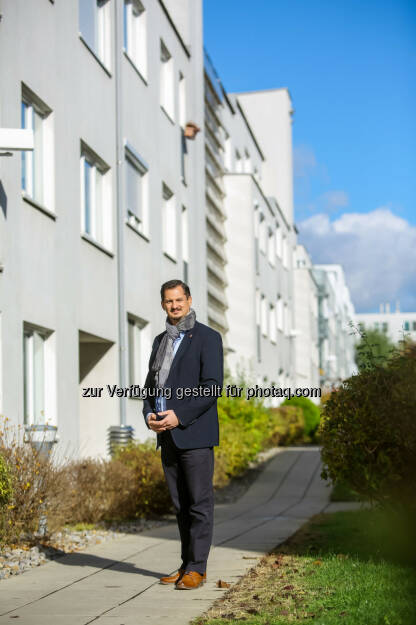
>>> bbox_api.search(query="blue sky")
[203,0,416,312]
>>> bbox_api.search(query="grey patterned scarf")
[151,308,196,388]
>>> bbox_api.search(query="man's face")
[161,286,192,324]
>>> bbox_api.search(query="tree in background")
[354,326,396,371]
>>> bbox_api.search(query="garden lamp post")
[23,424,58,536]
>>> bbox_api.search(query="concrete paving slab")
[0,446,334,625]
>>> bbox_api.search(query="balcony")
[206,233,227,263]
[206,185,226,217]
[206,210,226,242]
[207,305,229,333]
[207,280,228,307]
[205,161,225,195]
[207,257,228,286]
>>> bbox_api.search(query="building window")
[382,322,388,333]
[276,296,283,332]
[21,85,54,210]
[79,0,111,68]
[269,304,277,343]
[181,205,189,282]
[243,149,251,173]
[162,183,176,259]
[160,40,174,120]
[235,149,242,173]
[404,321,410,331]
[275,224,282,259]
[259,214,266,254]
[260,295,267,337]
[128,315,151,387]
[23,323,55,425]
[123,0,147,78]
[283,302,289,336]
[178,72,186,128]
[267,228,275,266]
[125,144,149,237]
[224,135,232,171]
[255,289,261,362]
[413,321,416,331]
[80,143,112,250]
[253,203,260,274]
[282,236,288,269]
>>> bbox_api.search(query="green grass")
[193,508,416,625]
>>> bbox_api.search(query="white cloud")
[298,208,416,312]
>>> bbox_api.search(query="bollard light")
[23,424,58,537]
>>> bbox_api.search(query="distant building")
[223,88,296,396]
[293,245,320,396]
[311,265,356,388]
[355,306,416,344]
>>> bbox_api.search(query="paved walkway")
[0,446,354,625]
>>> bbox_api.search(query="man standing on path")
[142,279,223,590]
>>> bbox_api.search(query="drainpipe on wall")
[114,0,126,426]
[107,0,133,453]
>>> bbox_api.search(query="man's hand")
[147,410,179,432]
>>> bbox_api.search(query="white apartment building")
[355,305,416,344]
[0,0,359,459]
[293,245,320,394]
[0,0,206,459]
[311,264,356,388]
[203,51,229,342]
[222,89,296,394]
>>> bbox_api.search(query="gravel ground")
[0,447,281,582]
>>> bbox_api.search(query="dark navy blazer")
[142,320,223,449]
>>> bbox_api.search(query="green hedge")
[320,341,416,507]
[282,395,321,437]
[1,396,314,541]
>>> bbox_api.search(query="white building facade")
[293,245,320,394]
[0,0,206,459]
[221,89,296,394]
[311,264,356,388]
[355,308,416,345]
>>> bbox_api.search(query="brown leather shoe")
[159,568,186,585]
[176,570,206,589]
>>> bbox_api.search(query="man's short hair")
[161,279,191,301]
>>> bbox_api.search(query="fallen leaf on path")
[216,579,231,588]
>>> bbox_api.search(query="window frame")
[78,0,112,70]
[21,84,54,212]
[127,314,151,389]
[80,142,112,252]
[23,322,55,426]
[125,143,149,238]
[160,39,174,121]
[162,183,176,260]
[123,0,147,80]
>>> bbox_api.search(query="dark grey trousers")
[160,430,214,575]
